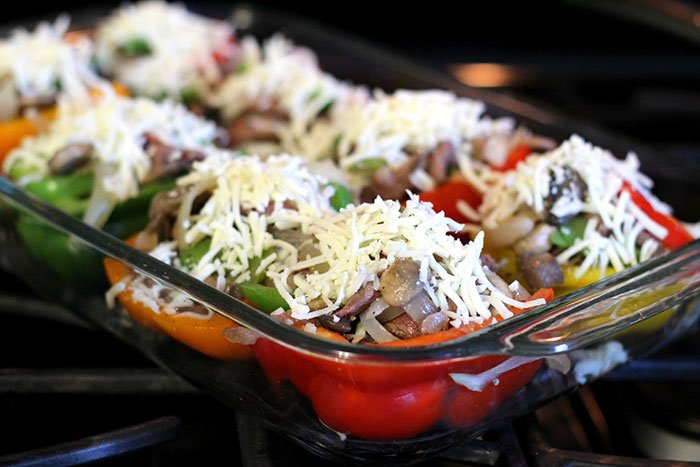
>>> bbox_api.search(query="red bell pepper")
[419,180,482,224]
[621,182,693,249]
[494,143,532,172]
[253,288,553,440]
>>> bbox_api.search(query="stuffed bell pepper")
[334,89,555,203]
[4,94,224,283]
[104,151,349,359]
[210,35,365,158]
[473,135,696,295]
[94,1,239,105]
[0,16,107,164]
[104,152,551,438]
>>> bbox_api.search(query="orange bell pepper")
[0,82,129,169]
[103,236,252,360]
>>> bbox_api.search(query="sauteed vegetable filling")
[211,35,365,158]
[472,135,695,293]
[0,16,106,162]
[107,150,545,344]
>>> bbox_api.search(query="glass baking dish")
[1,4,700,465]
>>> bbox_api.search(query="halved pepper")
[15,175,174,286]
[253,288,553,440]
[104,236,252,360]
[0,83,129,169]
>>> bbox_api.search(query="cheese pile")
[4,95,220,201]
[213,35,366,158]
[268,195,545,325]
[94,1,236,98]
[149,152,336,284]
[336,89,513,190]
[0,16,102,109]
[479,135,666,278]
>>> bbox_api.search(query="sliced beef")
[316,314,353,334]
[144,187,185,241]
[545,167,587,225]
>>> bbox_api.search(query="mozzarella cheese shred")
[4,95,220,201]
[268,195,545,324]
[95,1,236,98]
[213,35,366,159]
[479,135,665,277]
[0,16,102,107]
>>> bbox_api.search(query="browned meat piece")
[384,313,421,340]
[427,141,456,185]
[520,252,564,289]
[143,132,206,182]
[48,143,93,175]
[335,283,381,318]
[380,258,422,306]
[316,314,353,334]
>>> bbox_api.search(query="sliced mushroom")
[520,252,563,289]
[145,187,186,241]
[335,283,381,318]
[48,143,93,175]
[427,141,456,184]
[380,258,423,307]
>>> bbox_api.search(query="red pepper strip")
[621,182,693,249]
[212,35,237,64]
[419,180,482,224]
[103,235,252,360]
[494,143,532,172]
[253,288,552,440]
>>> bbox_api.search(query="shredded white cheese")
[336,89,512,187]
[0,16,103,115]
[94,1,236,99]
[212,34,366,159]
[4,95,221,202]
[478,135,667,277]
[124,152,337,316]
[268,195,545,324]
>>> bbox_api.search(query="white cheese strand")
[95,1,236,98]
[481,135,666,276]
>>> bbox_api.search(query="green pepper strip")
[550,215,588,249]
[179,238,213,269]
[240,283,289,313]
[117,37,153,57]
[348,158,387,173]
[327,182,353,211]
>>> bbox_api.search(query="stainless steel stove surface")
[2,1,700,466]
